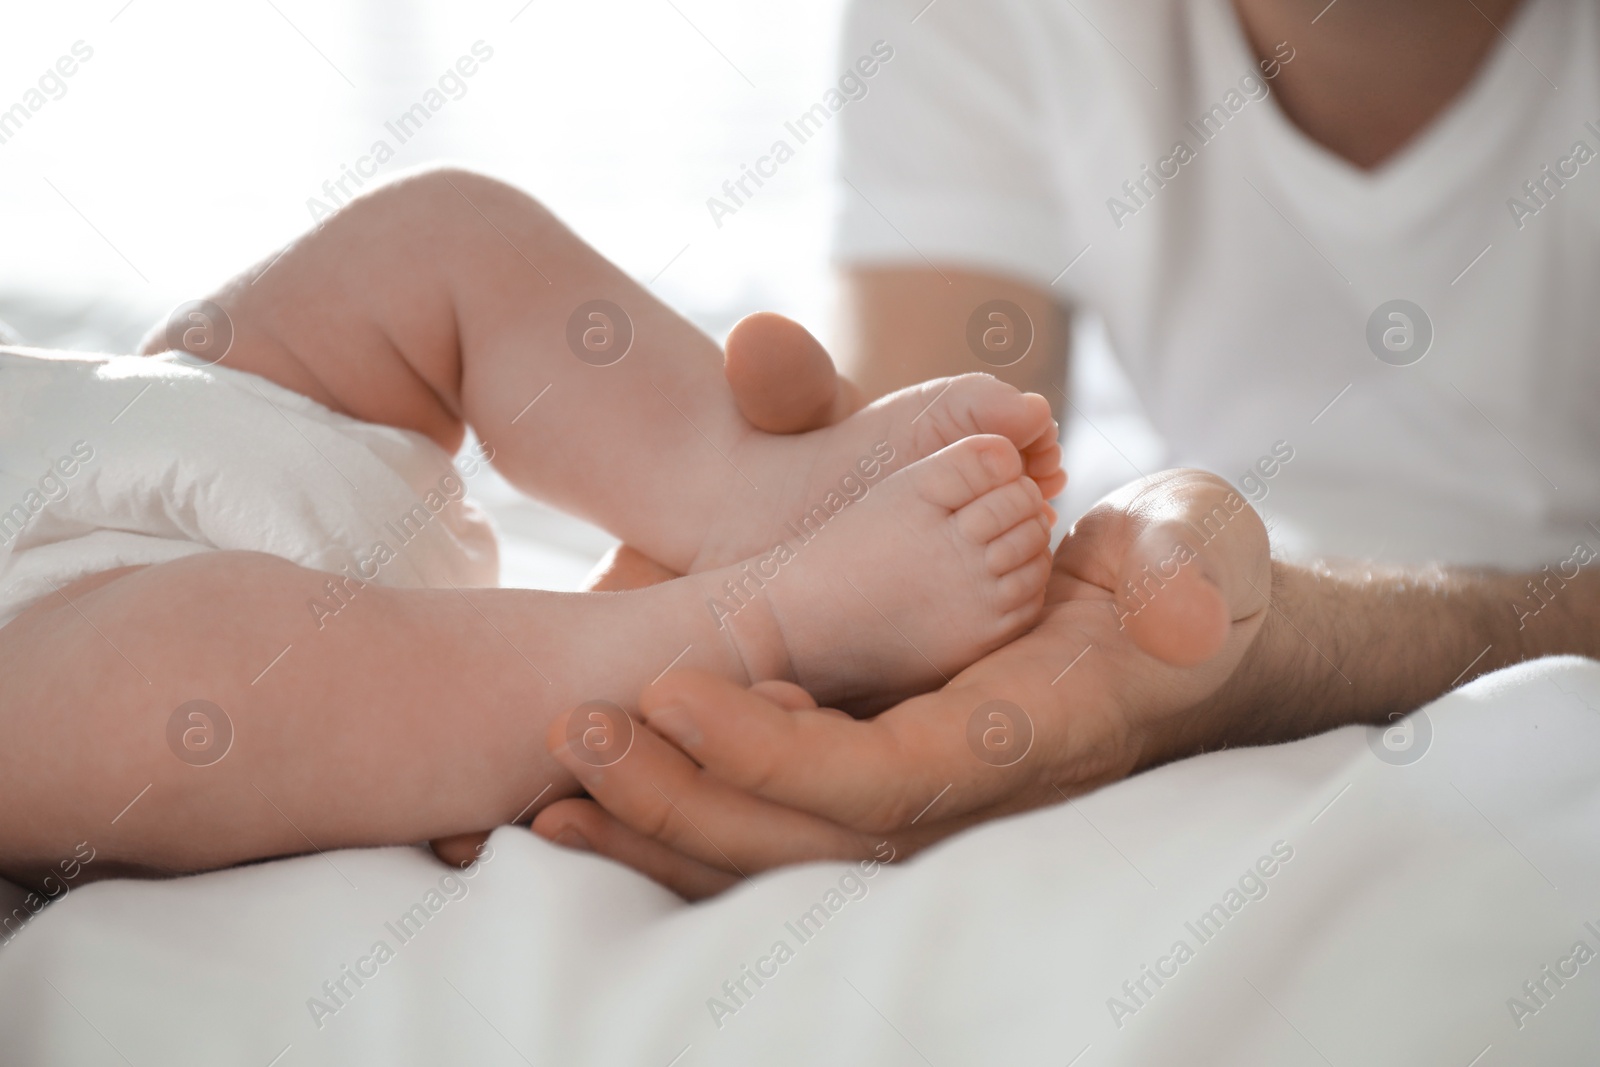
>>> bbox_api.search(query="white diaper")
[0,351,498,630]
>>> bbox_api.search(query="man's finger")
[546,696,881,870]
[640,671,1034,833]
[531,798,740,901]
[747,678,819,711]
[724,311,862,433]
[1062,469,1270,666]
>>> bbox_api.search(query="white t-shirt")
[833,0,1600,568]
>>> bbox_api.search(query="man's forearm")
[1220,556,1600,744]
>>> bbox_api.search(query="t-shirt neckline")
[1202,0,1557,230]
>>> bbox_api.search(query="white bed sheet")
[2,656,1597,1065]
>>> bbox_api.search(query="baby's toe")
[1025,438,1067,498]
[983,515,1052,574]
[951,471,1047,546]
[994,552,1053,611]
[906,435,1024,512]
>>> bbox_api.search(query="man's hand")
[530,470,1276,898]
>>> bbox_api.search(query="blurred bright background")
[0,0,1159,587]
[0,0,847,346]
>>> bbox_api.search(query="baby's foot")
[701,434,1054,708]
[689,373,1063,575]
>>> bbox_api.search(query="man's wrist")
[1228,559,1362,742]
[1174,560,1322,750]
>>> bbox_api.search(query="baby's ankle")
[686,567,797,688]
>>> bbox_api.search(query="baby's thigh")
[145,173,483,451]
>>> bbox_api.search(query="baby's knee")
[358,166,557,234]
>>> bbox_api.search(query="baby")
[0,168,1062,889]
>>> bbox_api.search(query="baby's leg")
[38,168,1058,880]
[187,169,742,574]
[0,544,793,885]
[153,169,1061,575]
